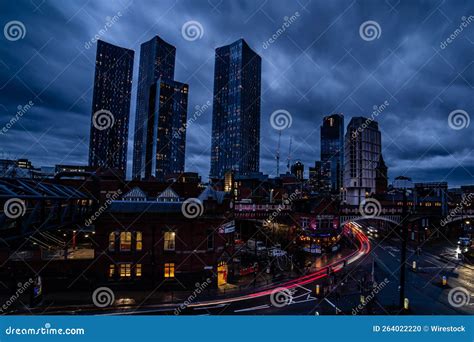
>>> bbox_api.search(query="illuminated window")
[108,264,115,278]
[108,232,116,251]
[119,263,132,278]
[135,264,142,277]
[120,232,132,251]
[164,263,175,278]
[164,232,175,251]
[136,231,142,251]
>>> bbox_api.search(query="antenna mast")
[286,136,292,173]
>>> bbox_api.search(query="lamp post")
[398,189,413,311]
[399,190,407,309]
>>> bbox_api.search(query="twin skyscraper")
[132,36,187,181]
[88,36,262,181]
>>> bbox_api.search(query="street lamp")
[399,190,408,309]
[398,189,416,310]
[388,188,413,311]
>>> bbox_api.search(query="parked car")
[246,239,266,254]
[303,245,322,254]
[457,236,472,253]
[367,226,379,237]
[267,247,287,257]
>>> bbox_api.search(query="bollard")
[412,261,416,272]
[316,284,320,296]
[404,298,409,310]
[442,275,447,286]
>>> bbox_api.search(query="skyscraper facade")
[132,36,176,179]
[309,161,325,193]
[343,117,381,205]
[210,39,262,179]
[375,154,388,194]
[320,114,344,193]
[143,79,188,180]
[291,161,304,180]
[88,40,134,177]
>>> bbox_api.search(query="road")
[12,222,472,315]
[17,224,370,315]
[368,226,474,315]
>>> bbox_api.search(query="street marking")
[324,298,342,313]
[288,285,317,304]
[101,307,176,315]
[425,259,438,266]
[234,304,270,313]
[193,304,227,310]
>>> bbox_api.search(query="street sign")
[219,220,235,234]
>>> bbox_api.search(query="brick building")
[93,185,235,289]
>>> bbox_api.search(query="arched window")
[120,232,132,251]
[136,231,143,251]
[108,232,116,251]
[164,231,175,251]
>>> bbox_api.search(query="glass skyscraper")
[210,39,261,179]
[88,40,134,177]
[343,117,381,205]
[132,36,176,179]
[143,79,188,180]
[320,114,344,193]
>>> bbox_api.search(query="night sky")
[0,0,473,186]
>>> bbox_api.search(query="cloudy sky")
[0,0,473,186]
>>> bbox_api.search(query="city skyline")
[1,0,474,321]
[0,0,473,186]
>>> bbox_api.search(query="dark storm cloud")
[0,0,472,186]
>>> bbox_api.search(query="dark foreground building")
[0,177,236,292]
[94,185,234,288]
[210,39,262,179]
[88,40,134,177]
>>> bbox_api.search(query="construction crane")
[275,130,281,177]
[286,136,292,174]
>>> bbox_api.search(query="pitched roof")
[157,187,180,200]
[122,186,147,200]
[198,185,226,204]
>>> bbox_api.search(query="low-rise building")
[93,185,234,288]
